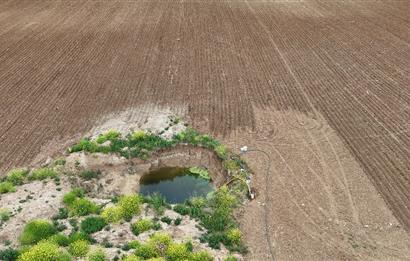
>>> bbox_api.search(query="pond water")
[139,167,214,203]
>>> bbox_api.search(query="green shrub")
[0,182,16,194]
[223,160,240,172]
[101,206,122,223]
[69,240,89,257]
[19,219,57,245]
[0,247,19,261]
[96,130,121,144]
[165,243,189,261]
[54,158,66,166]
[52,208,69,220]
[122,255,142,261]
[189,167,211,181]
[48,234,70,247]
[29,168,57,181]
[17,241,70,261]
[160,216,172,225]
[0,208,11,222]
[87,248,106,261]
[134,243,158,259]
[214,145,227,159]
[125,240,141,250]
[174,218,182,226]
[144,193,167,215]
[69,138,99,153]
[68,232,95,243]
[70,198,98,216]
[80,170,101,180]
[63,188,85,206]
[224,255,238,261]
[190,251,214,261]
[131,219,153,235]
[172,204,189,216]
[6,168,28,185]
[80,216,106,234]
[147,233,172,256]
[226,228,241,245]
[118,194,141,221]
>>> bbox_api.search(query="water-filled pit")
[139,167,214,203]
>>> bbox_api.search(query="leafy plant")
[52,208,69,220]
[6,168,28,185]
[48,234,70,247]
[80,170,101,180]
[144,193,167,215]
[29,168,57,181]
[0,208,11,222]
[19,219,57,245]
[0,247,19,261]
[69,240,89,257]
[172,205,190,216]
[80,216,106,234]
[101,206,122,223]
[174,217,182,226]
[189,167,211,181]
[131,219,153,235]
[87,248,107,261]
[118,194,141,221]
[190,251,214,261]
[17,241,71,261]
[165,243,189,261]
[63,188,85,206]
[160,216,172,225]
[226,228,242,245]
[0,182,16,194]
[69,198,98,216]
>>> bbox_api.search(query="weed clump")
[87,248,107,261]
[80,216,106,234]
[62,189,98,216]
[69,239,89,257]
[131,219,153,235]
[29,168,57,181]
[0,182,16,194]
[19,219,57,245]
[6,168,28,185]
[18,241,71,261]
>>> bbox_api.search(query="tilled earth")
[1,0,410,260]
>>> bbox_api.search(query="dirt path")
[224,108,410,260]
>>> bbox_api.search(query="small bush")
[0,182,16,194]
[29,168,57,181]
[134,244,158,259]
[52,208,69,220]
[80,216,106,234]
[96,130,121,144]
[69,240,89,257]
[160,216,172,225]
[0,208,11,222]
[172,205,189,216]
[174,218,182,226]
[87,248,107,261]
[54,158,66,166]
[224,255,238,261]
[101,206,122,223]
[68,232,95,244]
[125,240,141,250]
[48,234,70,247]
[226,228,242,245]
[118,194,141,221]
[17,241,70,261]
[190,251,213,261]
[70,198,98,216]
[165,243,189,261]
[147,233,172,256]
[6,168,28,185]
[80,170,101,180]
[131,219,153,235]
[144,193,167,215]
[63,188,85,206]
[19,219,57,245]
[214,145,227,159]
[122,255,142,261]
[0,247,19,261]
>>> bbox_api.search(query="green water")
[139,167,214,203]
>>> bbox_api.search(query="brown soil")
[1,0,410,260]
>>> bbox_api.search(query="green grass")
[80,216,106,234]
[6,168,28,185]
[29,168,57,181]
[0,182,16,194]
[19,219,57,245]
[131,219,154,235]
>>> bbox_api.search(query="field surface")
[1,0,410,260]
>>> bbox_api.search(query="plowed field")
[1,0,410,260]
